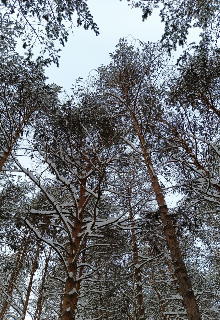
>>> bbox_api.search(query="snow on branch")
[121,136,144,155]
[22,217,68,274]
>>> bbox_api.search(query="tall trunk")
[106,283,111,320]
[22,220,49,319]
[165,257,181,295]
[33,247,52,320]
[60,294,64,320]
[151,272,167,320]
[129,111,201,320]
[124,299,132,320]
[62,175,87,320]
[128,196,145,320]
[97,259,103,320]
[99,282,103,320]
[22,241,41,319]
[0,233,30,320]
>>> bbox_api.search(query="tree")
[13,100,123,320]
[129,0,220,52]
[0,37,60,175]
[0,0,99,64]
[89,38,202,320]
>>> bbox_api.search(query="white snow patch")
[69,288,77,295]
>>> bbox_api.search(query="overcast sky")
[16,0,202,217]
[44,0,201,94]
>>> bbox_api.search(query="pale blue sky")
[44,0,200,94]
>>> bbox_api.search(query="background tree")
[90,38,202,320]
[0,0,99,64]
[0,34,60,174]
[130,0,220,52]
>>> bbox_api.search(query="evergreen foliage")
[0,2,220,320]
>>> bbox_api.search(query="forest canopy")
[0,1,220,320]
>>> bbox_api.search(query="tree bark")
[0,233,30,320]
[33,247,52,320]
[129,109,201,320]
[62,175,87,320]
[128,196,145,320]
[0,112,33,172]
[22,241,41,319]
[151,272,167,320]
[99,282,104,320]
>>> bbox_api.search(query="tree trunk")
[33,247,52,320]
[106,289,111,320]
[125,300,132,320]
[62,175,87,320]
[0,112,32,172]
[22,241,41,319]
[128,196,145,320]
[151,272,167,320]
[99,283,103,320]
[0,233,30,320]
[129,111,201,320]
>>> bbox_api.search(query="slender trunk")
[125,300,132,320]
[130,112,201,320]
[62,175,87,320]
[60,294,64,320]
[128,196,145,320]
[22,241,41,319]
[165,257,181,294]
[33,247,52,320]
[0,113,32,172]
[132,274,138,320]
[151,272,167,320]
[0,233,30,320]
[96,259,103,320]
[106,282,111,320]
[99,282,103,320]
[22,220,48,319]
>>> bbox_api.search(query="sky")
[44,0,201,94]
[44,0,164,93]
